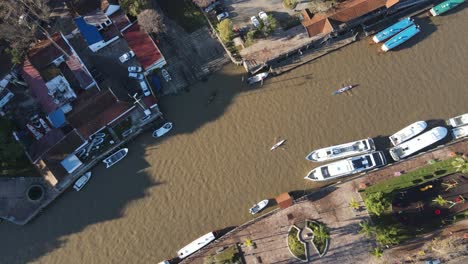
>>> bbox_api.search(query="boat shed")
[276,192,293,209]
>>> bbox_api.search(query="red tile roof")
[110,9,132,32]
[22,59,58,113]
[67,90,133,138]
[65,55,94,89]
[28,33,71,70]
[122,23,165,71]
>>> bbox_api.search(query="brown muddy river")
[1,8,468,264]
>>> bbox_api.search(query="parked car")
[216,12,229,21]
[161,69,172,82]
[258,11,268,23]
[129,72,144,80]
[119,51,135,63]
[128,66,142,73]
[250,16,260,28]
[139,80,151,96]
[204,1,220,13]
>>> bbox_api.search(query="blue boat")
[381,24,420,52]
[372,17,414,43]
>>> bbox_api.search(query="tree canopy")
[192,0,215,8]
[138,9,166,34]
[217,19,233,43]
[119,0,149,17]
[0,118,24,163]
[364,191,390,216]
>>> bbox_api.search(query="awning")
[48,109,66,128]
[60,154,83,173]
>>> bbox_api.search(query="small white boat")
[93,132,106,139]
[73,172,92,191]
[451,125,468,139]
[271,139,286,151]
[306,138,375,162]
[152,122,173,138]
[389,121,427,146]
[103,148,129,168]
[389,127,448,161]
[247,72,268,85]
[305,151,387,181]
[446,113,468,127]
[177,232,216,259]
[249,199,269,215]
[332,84,358,95]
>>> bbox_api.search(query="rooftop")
[74,16,104,45]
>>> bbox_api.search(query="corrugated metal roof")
[74,16,104,45]
[122,23,165,70]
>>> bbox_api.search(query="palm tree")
[433,195,448,206]
[349,197,360,210]
[370,247,383,258]
[359,221,375,238]
[451,157,468,173]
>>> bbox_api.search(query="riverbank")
[180,137,468,263]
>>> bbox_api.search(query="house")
[73,9,120,52]
[101,0,121,16]
[122,23,167,73]
[301,0,393,37]
[21,32,98,127]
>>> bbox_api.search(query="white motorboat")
[271,139,285,151]
[73,172,92,191]
[152,122,173,138]
[103,148,129,168]
[305,151,387,181]
[389,127,448,161]
[389,121,427,146]
[451,125,468,140]
[247,72,268,85]
[446,113,468,127]
[249,199,269,215]
[177,232,216,259]
[306,138,375,162]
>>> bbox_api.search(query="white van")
[139,80,151,96]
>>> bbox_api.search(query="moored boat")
[451,125,468,139]
[73,172,92,191]
[389,121,427,146]
[430,0,465,16]
[178,232,216,259]
[306,138,375,162]
[103,148,129,168]
[372,17,414,43]
[381,24,420,52]
[332,84,357,95]
[249,199,269,215]
[304,151,387,181]
[247,72,268,85]
[152,122,173,138]
[389,127,448,161]
[446,113,468,127]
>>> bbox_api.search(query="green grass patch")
[288,227,306,260]
[283,0,298,9]
[204,245,241,264]
[363,157,458,197]
[158,0,206,33]
[307,221,329,255]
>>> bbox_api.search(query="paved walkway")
[181,137,468,263]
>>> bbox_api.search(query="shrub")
[364,191,390,216]
[217,19,233,43]
[288,228,306,259]
[283,0,297,9]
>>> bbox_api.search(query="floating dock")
[381,24,421,52]
[372,17,414,43]
[430,0,465,16]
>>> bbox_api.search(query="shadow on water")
[0,138,161,263]
[393,17,437,52]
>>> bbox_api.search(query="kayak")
[271,139,286,151]
[332,85,356,95]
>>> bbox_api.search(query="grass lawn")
[1,156,37,177]
[363,157,459,197]
[204,245,241,263]
[288,227,306,260]
[158,0,206,33]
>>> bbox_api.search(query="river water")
[1,8,468,264]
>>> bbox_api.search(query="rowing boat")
[332,85,356,95]
[271,139,285,151]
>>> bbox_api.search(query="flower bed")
[287,226,306,260]
[307,221,330,256]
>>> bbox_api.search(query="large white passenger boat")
[304,151,387,181]
[389,127,448,161]
[446,113,468,127]
[389,121,427,146]
[451,125,468,140]
[305,138,375,162]
[178,232,216,259]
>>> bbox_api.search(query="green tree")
[364,191,390,216]
[264,15,278,35]
[370,247,383,258]
[217,19,233,43]
[375,226,401,245]
[120,0,149,17]
[283,0,297,9]
[349,197,360,210]
[5,48,25,65]
[0,118,23,162]
[358,221,375,238]
[451,157,468,173]
[432,195,448,206]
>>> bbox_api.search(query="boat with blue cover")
[381,24,421,52]
[430,0,465,16]
[372,17,414,43]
